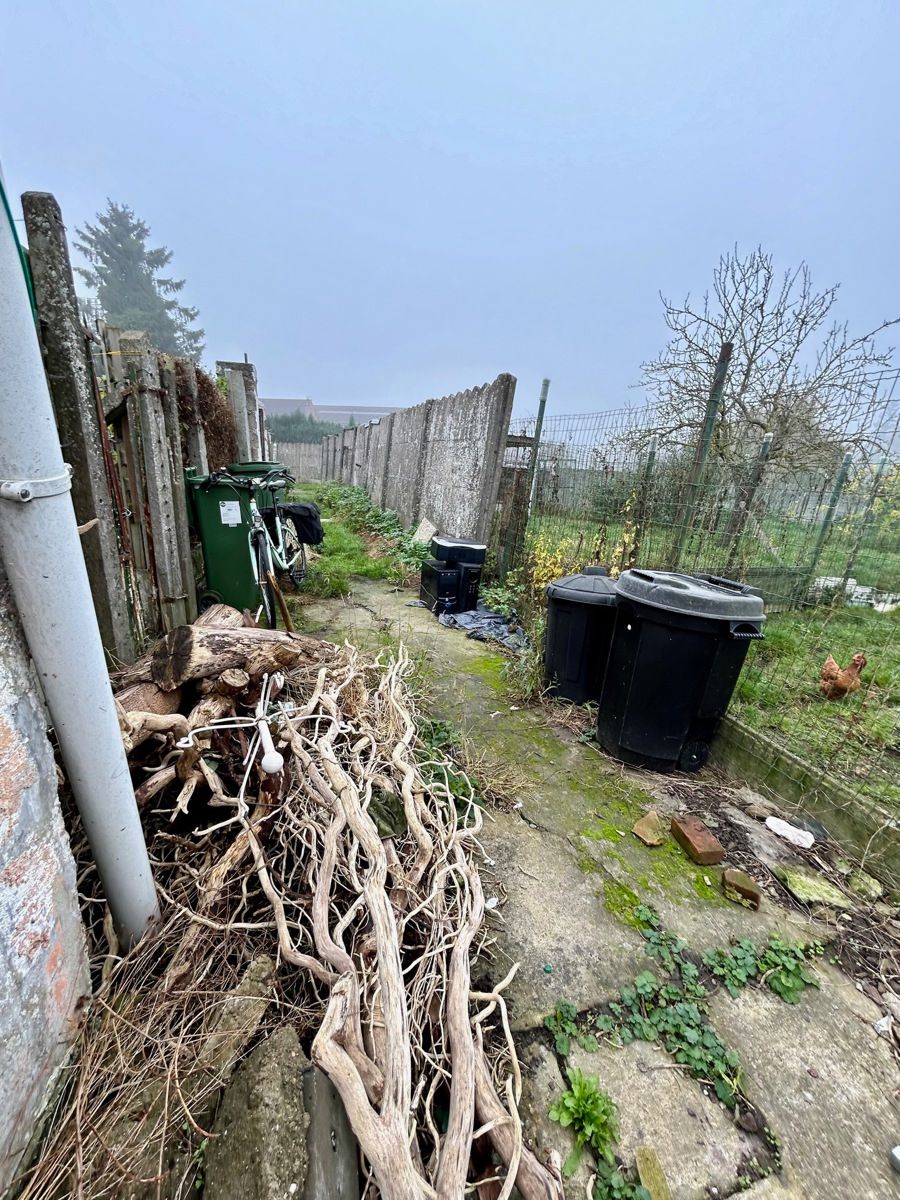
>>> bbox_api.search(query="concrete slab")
[517,1040,595,1199]
[481,812,648,1031]
[565,1040,761,1200]
[708,963,900,1200]
[205,1026,310,1200]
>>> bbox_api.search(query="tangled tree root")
[20,616,562,1200]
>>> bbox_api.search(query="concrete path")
[294,578,900,1200]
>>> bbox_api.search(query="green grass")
[289,482,428,598]
[732,604,900,811]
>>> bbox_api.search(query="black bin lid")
[615,570,765,621]
[547,573,618,606]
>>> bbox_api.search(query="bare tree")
[640,247,899,472]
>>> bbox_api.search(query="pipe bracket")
[0,464,73,503]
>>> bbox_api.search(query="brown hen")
[820,652,867,699]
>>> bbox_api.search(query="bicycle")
[200,467,312,628]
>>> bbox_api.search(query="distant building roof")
[314,403,399,424]
[260,397,316,417]
[261,399,402,424]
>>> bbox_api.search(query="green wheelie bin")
[185,472,262,613]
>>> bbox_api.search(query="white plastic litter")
[765,816,815,849]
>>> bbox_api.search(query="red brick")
[670,814,724,865]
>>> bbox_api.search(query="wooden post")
[177,359,209,472]
[158,354,198,619]
[119,333,190,631]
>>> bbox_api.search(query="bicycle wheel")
[280,516,307,588]
[253,533,277,629]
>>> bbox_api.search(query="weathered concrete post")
[119,333,190,630]
[158,354,198,619]
[222,368,251,461]
[21,191,135,661]
[217,360,261,459]
[177,358,209,472]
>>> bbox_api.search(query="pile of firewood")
[102,604,563,1200]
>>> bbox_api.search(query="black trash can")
[544,572,618,704]
[597,570,765,772]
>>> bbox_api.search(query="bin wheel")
[198,590,223,613]
[678,740,710,773]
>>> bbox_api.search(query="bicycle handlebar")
[203,467,296,491]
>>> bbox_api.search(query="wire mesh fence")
[499,388,900,833]
[507,398,900,610]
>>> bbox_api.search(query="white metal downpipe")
[0,175,159,945]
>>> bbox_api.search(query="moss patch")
[602,879,642,927]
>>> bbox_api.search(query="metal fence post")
[724,430,773,574]
[667,341,733,570]
[498,378,548,579]
[630,434,658,566]
[840,455,888,593]
[799,450,853,604]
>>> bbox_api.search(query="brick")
[670,814,724,865]
[722,867,762,910]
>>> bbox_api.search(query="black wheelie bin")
[544,568,618,704]
[597,570,764,772]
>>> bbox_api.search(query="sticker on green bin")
[219,500,241,526]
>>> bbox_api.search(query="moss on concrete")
[603,879,642,927]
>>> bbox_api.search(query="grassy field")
[732,604,900,812]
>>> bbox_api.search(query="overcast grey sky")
[3,1,898,416]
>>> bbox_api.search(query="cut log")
[111,604,246,688]
[216,668,251,696]
[151,624,323,692]
[114,679,182,715]
[195,603,245,629]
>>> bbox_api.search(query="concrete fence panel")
[418,375,516,542]
[279,442,322,481]
[383,401,433,527]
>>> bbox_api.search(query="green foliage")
[291,483,430,597]
[703,936,822,1003]
[545,1000,599,1056]
[415,717,478,809]
[703,938,759,997]
[480,579,521,619]
[268,409,344,443]
[756,936,823,1004]
[316,484,430,582]
[501,610,547,702]
[593,1163,652,1200]
[548,1070,650,1198]
[76,200,204,360]
[549,1066,619,1177]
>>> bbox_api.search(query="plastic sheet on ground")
[437,603,529,651]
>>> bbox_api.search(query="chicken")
[820,652,867,699]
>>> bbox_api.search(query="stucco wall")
[0,566,89,1190]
